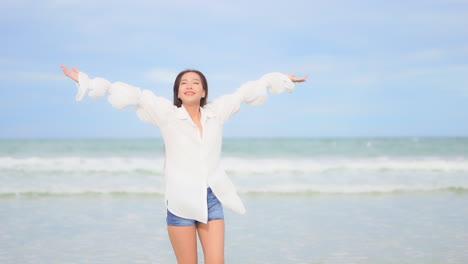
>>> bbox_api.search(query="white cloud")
[448,65,468,71]
[144,68,178,84]
[51,0,81,5]
[302,105,354,114]
[405,47,468,62]
[348,76,378,85]
[385,68,434,81]
[0,71,68,81]
[0,0,28,8]
[406,49,446,61]
[282,45,468,89]
[208,73,247,83]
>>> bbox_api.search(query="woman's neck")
[183,103,201,122]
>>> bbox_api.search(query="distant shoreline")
[1,136,468,141]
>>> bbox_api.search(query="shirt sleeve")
[75,71,174,127]
[208,72,295,124]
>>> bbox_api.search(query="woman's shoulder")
[201,103,218,118]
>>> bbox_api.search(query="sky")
[1,0,468,138]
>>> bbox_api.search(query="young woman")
[61,65,307,264]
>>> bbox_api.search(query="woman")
[61,65,307,264]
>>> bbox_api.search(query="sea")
[1,137,467,263]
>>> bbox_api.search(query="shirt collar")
[177,104,216,120]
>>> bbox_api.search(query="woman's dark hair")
[173,69,208,107]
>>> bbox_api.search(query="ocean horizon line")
[1,135,468,141]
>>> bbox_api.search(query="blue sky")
[1,0,467,138]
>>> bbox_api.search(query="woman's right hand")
[61,65,80,83]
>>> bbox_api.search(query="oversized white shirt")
[75,71,295,223]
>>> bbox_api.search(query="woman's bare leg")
[168,225,198,264]
[196,220,225,264]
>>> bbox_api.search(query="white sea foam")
[221,157,468,173]
[0,184,466,196]
[237,183,468,194]
[1,156,468,173]
[0,156,165,173]
[1,156,467,196]
[0,186,165,196]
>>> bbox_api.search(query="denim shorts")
[166,187,224,226]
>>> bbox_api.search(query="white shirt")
[76,71,295,223]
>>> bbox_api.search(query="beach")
[1,138,467,263]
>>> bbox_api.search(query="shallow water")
[1,192,467,264]
[1,138,467,263]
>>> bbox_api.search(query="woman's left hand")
[286,74,309,83]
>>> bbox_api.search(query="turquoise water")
[1,138,468,263]
[1,138,468,196]
[2,137,468,158]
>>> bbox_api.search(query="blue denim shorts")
[166,187,224,226]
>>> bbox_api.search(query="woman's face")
[178,72,206,106]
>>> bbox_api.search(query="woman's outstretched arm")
[61,65,175,127]
[207,72,308,124]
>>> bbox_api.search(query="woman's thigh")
[197,220,225,264]
[167,225,198,264]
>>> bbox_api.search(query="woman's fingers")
[61,65,79,82]
[287,74,309,83]
[60,65,71,76]
[297,75,309,82]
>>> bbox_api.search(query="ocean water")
[1,137,468,263]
